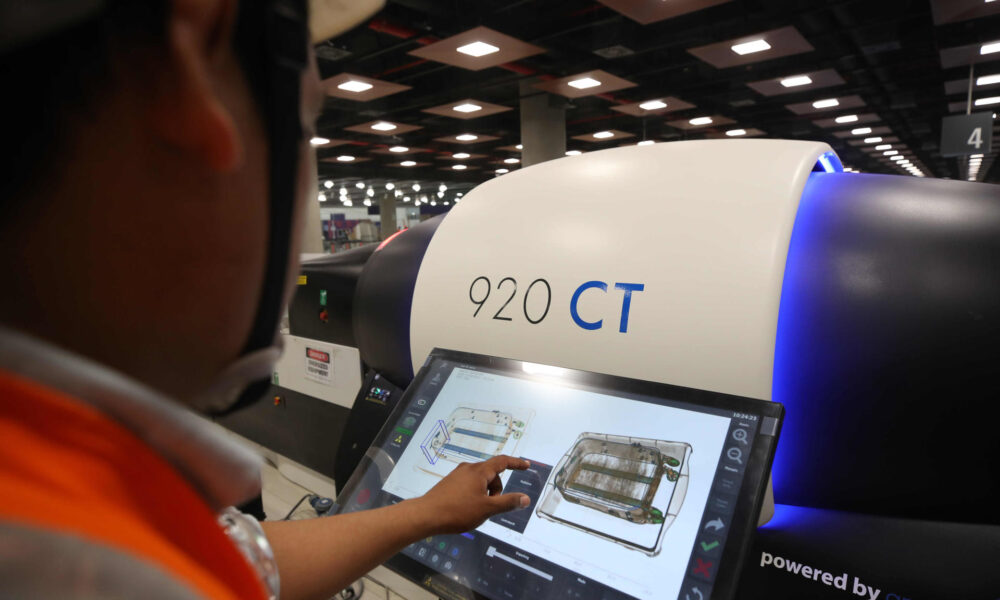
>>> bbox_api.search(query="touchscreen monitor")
[333,349,783,600]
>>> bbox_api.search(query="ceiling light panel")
[408,26,545,71]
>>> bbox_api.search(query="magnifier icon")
[733,429,748,445]
[727,447,743,464]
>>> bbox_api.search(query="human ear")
[147,0,243,172]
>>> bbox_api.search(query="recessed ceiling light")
[386,183,395,190]
[337,155,355,162]
[978,74,1000,86]
[974,96,1000,106]
[339,187,347,195]
[593,131,615,139]
[371,121,397,131]
[496,168,509,174]
[457,41,500,57]
[337,80,374,93]
[355,182,365,188]
[726,129,747,136]
[568,77,602,89]
[403,196,411,202]
[453,164,468,170]
[323,180,333,189]
[565,150,582,156]
[453,103,483,113]
[318,193,326,202]
[883,150,898,156]
[835,115,859,124]
[504,157,520,164]
[812,98,839,109]
[412,184,421,191]
[875,144,892,150]
[639,100,667,110]
[389,146,409,153]
[453,152,471,159]
[439,184,447,192]
[309,137,330,146]
[456,134,478,141]
[863,136,882,143]
[515,144,523,150]
[891,156,906,161]
[400,161,416,167]
[780,75,812,87]
[366,187,375,196]
[851,127,872,135]
[437,191,444,198]
[689,116,713,125]
[731,39,771,55]
[981,40,1000,55]
[363,198,372,207]
[637,140,655,146]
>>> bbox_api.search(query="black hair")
[0,1,167,216]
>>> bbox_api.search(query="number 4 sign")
[940,112,994,157]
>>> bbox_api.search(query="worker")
[0,1,531,599]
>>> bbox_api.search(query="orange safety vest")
[0,369,268,600]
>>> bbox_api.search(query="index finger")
[481,455,531,476]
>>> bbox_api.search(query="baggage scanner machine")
[283,139,999,599]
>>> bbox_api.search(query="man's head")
[0,0,377,406]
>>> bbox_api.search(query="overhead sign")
[940,112,994,157]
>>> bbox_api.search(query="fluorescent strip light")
[453,152,470,159]
[456,134,478,141]
[568,77,602,89]
[851,127,872,135]
[875,144,892,150]
[400,161,416,167]
[639,100,667,110]
[883,150,898,156]
[565,150,582,156]
[726,129,747,136]
[863,137,882,143]
[355,182,365,188]
[780,75,812,87]
[593,131,615,139]
[731,39,771,55]
[453,103,483,113]
[309,137,330,146]
[813,98,839,109]
[504,158,520,164]
[323,180,333,189]
[389,146,409,153]
[515,144,523,150]
[835,115,859,124]
[318,193,326,202]
[337,155,355,162]
[977,74,1000,86]
[371,122,397,131]
[496,168,509,174]
[457,41,500,57]
[891,156,906,162]
[974,96,1000,106]
[981,41,1000,55]
[452,164,467,170]
[689,116,713,125]
[337,80,373,93]
[637,140,655,146]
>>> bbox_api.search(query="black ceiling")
[313,0,1000,191]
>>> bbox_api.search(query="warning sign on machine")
[305,347,333,385]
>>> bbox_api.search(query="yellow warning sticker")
[297,275,307,285]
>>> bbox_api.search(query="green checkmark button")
[700,540,720,552]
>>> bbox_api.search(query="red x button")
[693,558,714,578]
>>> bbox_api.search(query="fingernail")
[519,495,530,508]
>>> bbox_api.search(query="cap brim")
[310,0,385,43]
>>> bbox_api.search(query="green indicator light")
[395,426,414,436]
[319,289,328,307]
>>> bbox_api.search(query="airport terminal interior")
[215,2,1000,599]
[2,1,999,600]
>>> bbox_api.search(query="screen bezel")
[332,347,784,600]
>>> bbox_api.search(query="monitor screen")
[334,349,782,600]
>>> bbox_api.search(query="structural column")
[519,80,567,167]
[379,192,397,239]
